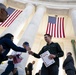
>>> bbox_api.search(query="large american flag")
[0,7,22,27]
[46,16,65,38]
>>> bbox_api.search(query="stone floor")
[0,62,26,75]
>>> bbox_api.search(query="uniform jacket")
[33,42,64,67]
[63,55,75,71]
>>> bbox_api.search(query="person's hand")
[0,45,3,53]
[8,55,14,59]
[25,46,31,51]
[27,71,29,74]
[48,54,56,59]
[12,68,17,74]
[28,51,34,55]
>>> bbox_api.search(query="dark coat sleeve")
[55,43,64,57]
[32,47,44,58]
[0,54,8,64]
[4,39,27,52]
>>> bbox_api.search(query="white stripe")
[61,18,64,38]
[0,10,22,27]
[4,10,21,27]
[52,24,55,37]
[56,18,58,38]
[47,23,50,34]
[3,10,19,27]
[50,23,53,36]
[7,10,22,27]
[1,10,17,26]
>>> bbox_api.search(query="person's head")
[0,33,14,41]
[0,3,8,22]
[32,61,35,64]
[67,52,72,56]
[0,3,6,9]
[44,34,52,43]
[23,42,29,48]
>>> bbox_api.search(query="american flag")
[0,7,22,27]
[46,16,65,38]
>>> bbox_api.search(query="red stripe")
[46,23,49,34]
[60,18,62,38]
[1,11,17,26]
[62,17,65,38]
[3,10,22,27]
[46,23,50,34]
[0,10,22,27]
[57,17,59,38]
[54,24,56,37]
[51,23,53,37]
[49,23,51,34]
[55,18,58,38]
[7,10,22,27]
[50,23,52,36]
[46,16,65,38]
[2,10,19,27]
[52,24,54,37]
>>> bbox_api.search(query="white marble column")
[69,9,76,36]
[0,3,35,74]
[1,3,35,43]
[17,5,46,75]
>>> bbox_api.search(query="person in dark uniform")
[0,44,14,64]
[0,33,30,64]
[0,45,3,52]
[28,34,64,75]
[1,42,30,75]
[63,52,75,75]
[26,61,35,75]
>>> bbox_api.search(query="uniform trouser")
[13,71,18,75]
[28,71,32,75]
[41,64,59,75]
[1,61,18,75]
[66,70,75,75]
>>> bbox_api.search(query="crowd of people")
[0,33,76,75]
[25,34,76,75]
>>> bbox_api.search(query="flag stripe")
[62,18,65,38]
[46,16,65,38]
[0,10,16,26]
[4,10,20,27]
[54,24,56,37]
[5,10,22,27]
[2,10,19,27]
[60,18,62,38]
[57,17,59,38]
[0,9,22,27]
[55,18,58,38]
[60,18,63,38]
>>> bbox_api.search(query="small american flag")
[46,16,65,38]
[0,7,22,27]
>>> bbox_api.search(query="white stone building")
[0,0,76,75]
